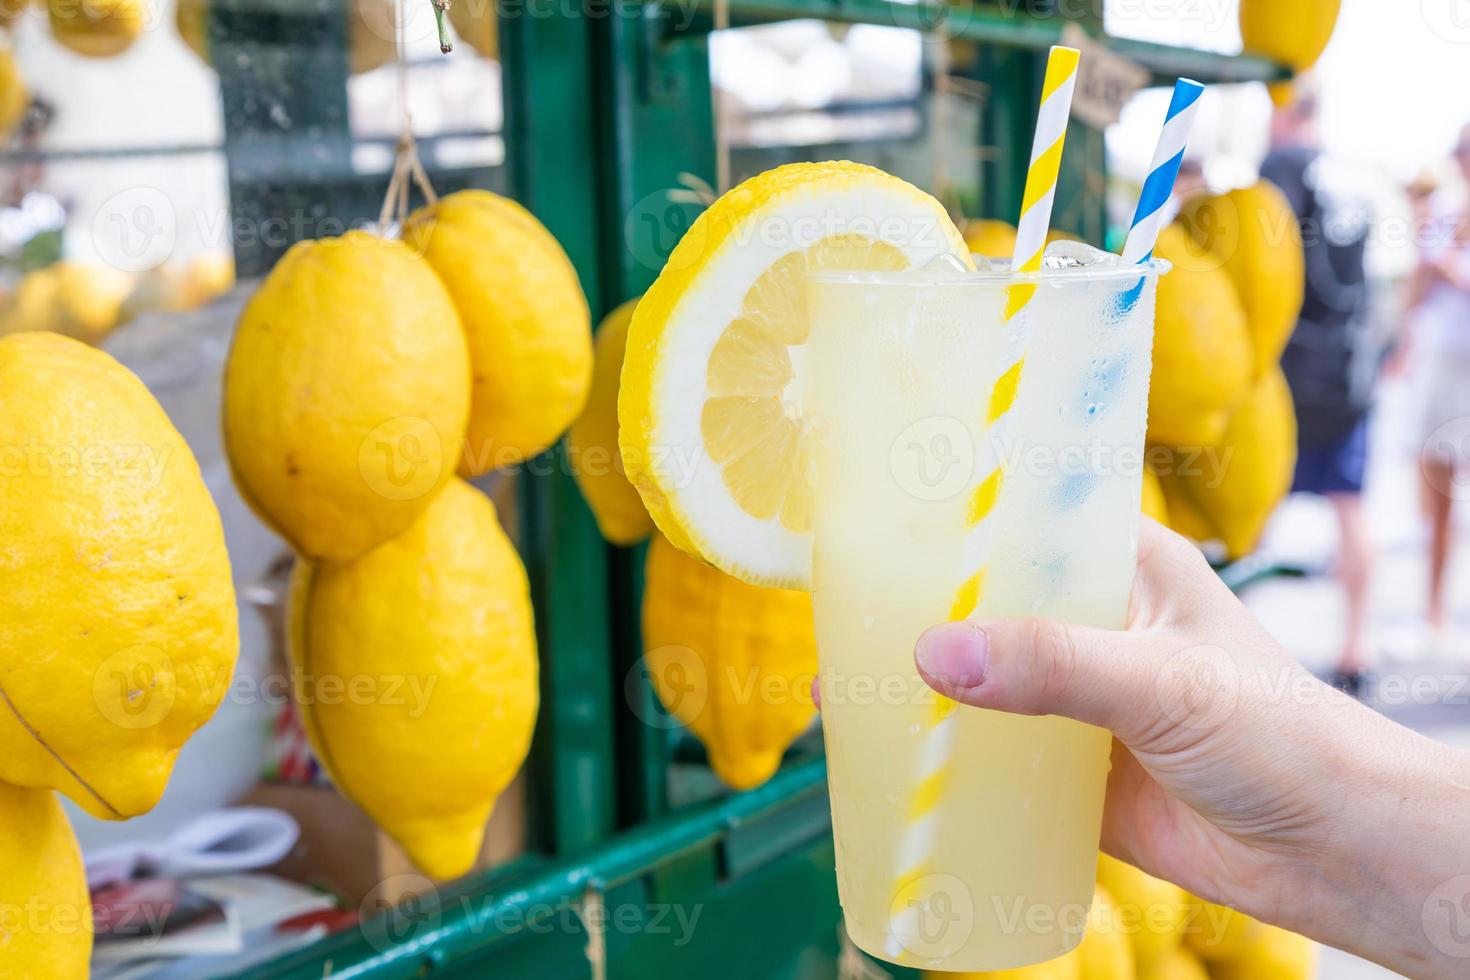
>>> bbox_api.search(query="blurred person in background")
[1260,82,1377,695]
[1170,158,1207,215]
[1399,125,1470,654]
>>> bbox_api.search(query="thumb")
[914,618,1166,744]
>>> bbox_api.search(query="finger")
[1130,519,1230,629]
[811,676,820,710]
[913,617,1162,744]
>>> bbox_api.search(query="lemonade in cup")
[805,255,1167,970]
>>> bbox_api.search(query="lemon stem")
[433,0,452,54]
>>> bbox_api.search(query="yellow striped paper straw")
[885,45,1081,964]
[965,44,1080,558]
[1006,44,1081,321]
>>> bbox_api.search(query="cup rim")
[807,255,1171,286]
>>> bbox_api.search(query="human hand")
[912,520,1470,978]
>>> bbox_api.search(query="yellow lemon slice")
[619,161,970,589]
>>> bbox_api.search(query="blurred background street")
[1250,373,1470,740]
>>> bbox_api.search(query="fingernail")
[915,622,990,689]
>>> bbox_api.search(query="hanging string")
[377,146,412,229]
[377,0,440,232]
[930,20,952,212]
[928,13,990,226]
[397,0,411,137]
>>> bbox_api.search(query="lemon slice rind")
[620,162,970,590]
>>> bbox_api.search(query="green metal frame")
[668,0,1285,85]
[499,0,620,857]
[255,761,843,978]
[248,2,1285,975]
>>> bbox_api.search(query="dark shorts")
[1293,416,1369,496]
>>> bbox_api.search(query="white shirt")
[1416,213,1470,357]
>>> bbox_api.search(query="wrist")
[1297,710,1470,977]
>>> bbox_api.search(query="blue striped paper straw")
[1122,78,1205,265]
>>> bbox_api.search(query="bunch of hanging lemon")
[567,296,819,790]
[119,251,237,320]
[0,255,235,345]
[928,855,1318,980]
[1144,183,1304,559]
[0,261,136,343]
[222,189,589,879]
[0,331,241,972]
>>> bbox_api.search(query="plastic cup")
[805,258,1168,971]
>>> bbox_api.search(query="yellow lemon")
[341,0,400,73]
[53,261,134,342]
[0,262,134,344]
[642,532,817,789]
[963,218,1017,261]
[1240,0,1340,71]
[1180,183,1305,378]
[120,252,236,321]
[0,783,92,972]
[1156,467,1218,544]
[0,265,60,337]
[1147,223,1252,449]
[947,886,1131,980]
[1184,898,1267,961]
[182,250,234,304]
[1174,366,1297,559]
[1079,885,1136,980]
[447,0,496,59]
[1096,854,1190,975]
[120,263,191,319]
[173,0,205,58]
[1267,81,1303,110]
[0,333,238,819]
[0,46,26,140]
[568,297,654,545]
[290,478,537,880]
[47,0,146,57]
[1141,466,1169,524]
[923,951,1080,980]
[959,220,1076,260]
[0,0,32,29]
[404,189,592,472]
[223,231,470,561]
[620,161,969,589]
[1139,947,1209,980]
[1209,925,1317,980]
